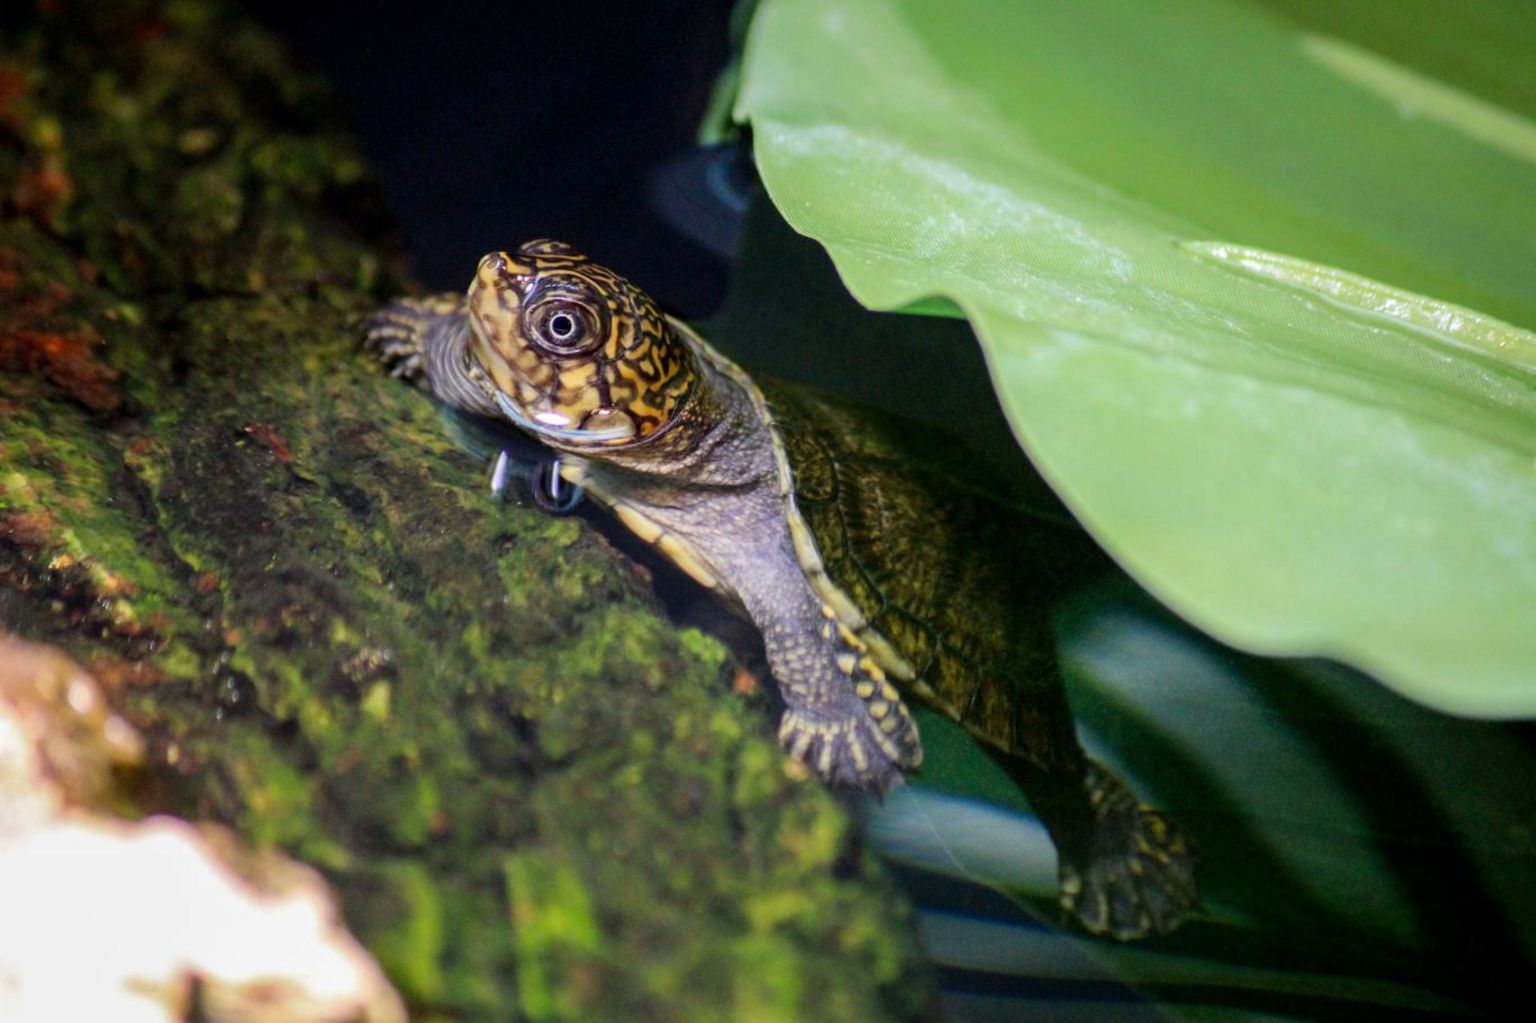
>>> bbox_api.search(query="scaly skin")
[365,241,1199,939]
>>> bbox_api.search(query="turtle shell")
[758,378,1094,775]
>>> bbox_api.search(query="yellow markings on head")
[855,680,876,700]
[835,654,857,675]
[464,242,695,447]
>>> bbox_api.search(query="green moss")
[346,860,448,1003]
[729,934,806,1023]
[678,626,731,671]
[505,851,607,1021]
[172,163,245,242]
[0,3,928,1020]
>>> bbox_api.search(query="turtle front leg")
[759,595,924,795]
[364,294,499,419]
[363,294,464,387]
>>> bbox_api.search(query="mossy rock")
[0,2,928,1019]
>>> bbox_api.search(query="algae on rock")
[0,2,928,1019]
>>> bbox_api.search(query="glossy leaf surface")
[736,0,1536,714]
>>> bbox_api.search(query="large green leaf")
[734,0,1536,716]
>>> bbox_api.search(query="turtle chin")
[490,391,640,446]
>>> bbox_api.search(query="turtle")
[364,240,1197,939]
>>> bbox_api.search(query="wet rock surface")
[0,3,928,1020]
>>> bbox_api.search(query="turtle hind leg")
[1039,758,1198,940]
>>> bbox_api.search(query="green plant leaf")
[734,0,1536,716]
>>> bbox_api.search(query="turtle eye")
[527,299,600,355]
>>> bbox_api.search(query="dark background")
[256,0,739,316]
[253,0,1065,501]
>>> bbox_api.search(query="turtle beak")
[474,251,541,294]
[474,251,512,291]
[467,253,524,371]
[467,252,532,352]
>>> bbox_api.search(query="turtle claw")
[363,306,427,381]
[777,708,905,796]
[1058,762,1197,940]
[363,295,465,386]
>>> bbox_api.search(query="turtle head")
[465,240,694,447]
